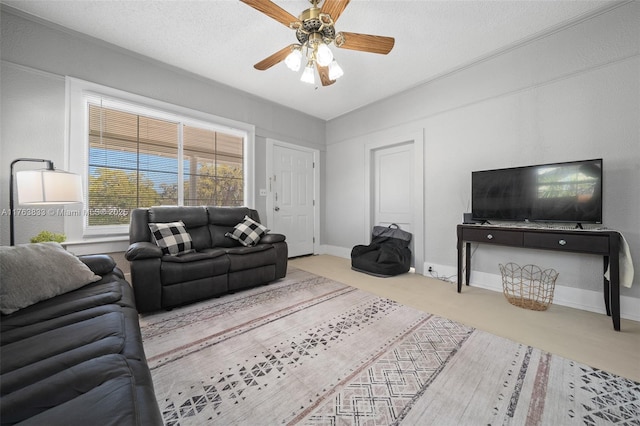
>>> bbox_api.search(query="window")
[88,104,179,226]
[182,125,244,207]
[66,78,255,239]
[88,103,244,226]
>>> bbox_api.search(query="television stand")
[456,224,622,331]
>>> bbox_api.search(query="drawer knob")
[558,239,567,246]
[487,234,493,240]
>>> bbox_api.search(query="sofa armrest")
[125,242,162,261]
[130,258,162,313]
[78,254,117,275]
[261,233,286,244]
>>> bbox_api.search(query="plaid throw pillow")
[225,216,269,247]
[149,221,194,255]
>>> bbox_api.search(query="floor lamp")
[9,158,83,246]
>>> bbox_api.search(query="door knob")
[274,206,280,211]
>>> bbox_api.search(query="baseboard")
[422,262,458,282]
[453,269,640,322]
[316,248,639,322]
[319,245,352,259]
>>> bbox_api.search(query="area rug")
[139,267,640,425]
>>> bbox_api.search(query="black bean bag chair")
[351,224,412,277]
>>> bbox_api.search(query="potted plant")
[30,230,67,244]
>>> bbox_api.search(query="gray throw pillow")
[0,242,102,314]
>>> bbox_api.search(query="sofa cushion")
[206,207,257,226]
[144,206,211,250]
[184,225,212,252]
[207,206,260,247]
[149,221,194,256]
[1,311,125,374]
[226,244,276,271]
[1,279,131,333]
[161,255,230,286]
[161,249,226,263]
[0,354,136,425]
[1,305,120,346]
[225,215,269,247]
[149,206,208,226]
[0,243,102,315]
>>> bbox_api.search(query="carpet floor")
[140,267,640,425]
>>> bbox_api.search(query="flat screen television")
[471,159,603,224]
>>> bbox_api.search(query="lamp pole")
[9,158,55,246]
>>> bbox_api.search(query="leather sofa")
[0,254,162,425]
[125,206,287,313]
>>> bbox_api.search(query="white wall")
[324,3,640,315]
[1,4,638,317]
[0,7,325,248]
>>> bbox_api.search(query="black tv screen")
[472,159,603,224]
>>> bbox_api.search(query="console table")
[456,224,621,331]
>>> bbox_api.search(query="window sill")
[63,235,129,255]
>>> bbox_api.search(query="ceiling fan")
[240,0,395,86]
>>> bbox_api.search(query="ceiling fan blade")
[316,63,336,86]
[320,0,351,22]
[335,31,395,55]
[240,0,298,27]
[254,44,296,70]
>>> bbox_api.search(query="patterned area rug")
[140,267,640,425]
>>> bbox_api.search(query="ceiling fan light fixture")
[242,0,394,87]
[316,43,333,67]
[284,47,302,71]
[300,62,315,84]
[328,59,344,80]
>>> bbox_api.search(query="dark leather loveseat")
[0,253,162,425]
[125,206,287,313]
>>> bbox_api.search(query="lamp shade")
[285,48,302,72]
[300,64,315,84]
[316,44,333,67]
[16,169,83,205]
[328,60,344,80]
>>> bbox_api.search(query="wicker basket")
[499,263,559,311]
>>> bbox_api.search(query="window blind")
[87,103,244,226]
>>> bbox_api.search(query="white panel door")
[373,143,414,262]
[272,145,315,257]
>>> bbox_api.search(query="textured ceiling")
[3,0,618,120]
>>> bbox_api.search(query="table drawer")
[523,232,609,254]
[462,228,523,246]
